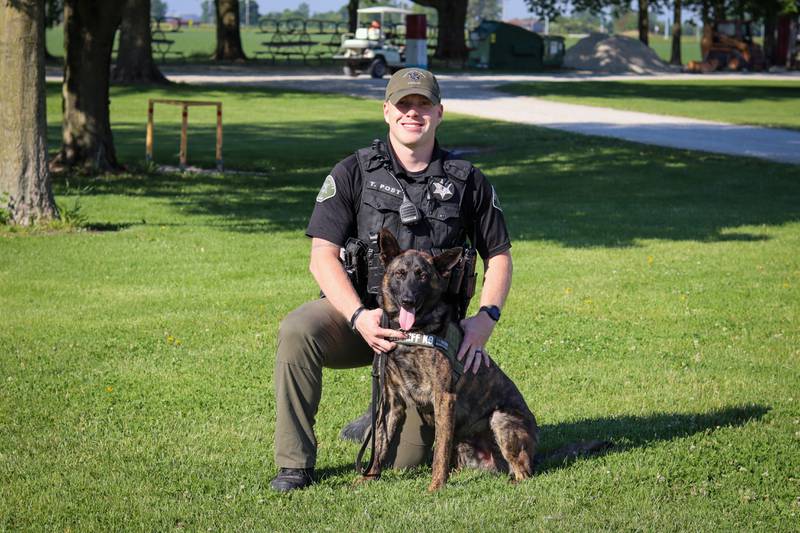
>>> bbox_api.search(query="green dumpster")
[468,20,564,70]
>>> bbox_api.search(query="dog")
[360,229,539,492]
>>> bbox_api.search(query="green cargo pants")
[274,298,434,469]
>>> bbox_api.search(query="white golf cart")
[334,6,411,78]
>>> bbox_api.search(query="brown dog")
[361,229,538,491]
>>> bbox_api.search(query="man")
[271,68,512,492]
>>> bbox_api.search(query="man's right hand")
[354,308,406,353]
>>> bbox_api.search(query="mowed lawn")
[1,83,799,530]
[499,79,800,131]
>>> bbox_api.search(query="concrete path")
[48,68,800,164]
[161,69,800,165]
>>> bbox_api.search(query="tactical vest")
[354,140,473,253]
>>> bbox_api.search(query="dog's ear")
[433,247,463,277]
[379,228,402,265]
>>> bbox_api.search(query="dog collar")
[395,323,465,376]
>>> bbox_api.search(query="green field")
[2,83,799,530]
[499,80,800,130]
[45,24,704,65]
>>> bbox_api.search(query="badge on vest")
[431,178,454,201]
[491,185,502,211]
[316,175,337,203]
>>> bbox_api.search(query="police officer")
[271,68,512,492]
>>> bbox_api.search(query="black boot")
[270,468,315,492]
[339,409,371,442]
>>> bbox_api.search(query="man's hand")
[355,308,406,353]
[457,311,496,374]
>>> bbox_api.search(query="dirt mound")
[564,33,677,74]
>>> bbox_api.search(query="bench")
[151,17,184,63]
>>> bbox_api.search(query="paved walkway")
[48,68,800,164]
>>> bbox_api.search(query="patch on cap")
[405,70,424,82]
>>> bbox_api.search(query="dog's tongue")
[398,306,416,331]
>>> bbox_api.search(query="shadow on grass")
[318,404,768,485]
[536,403,769,473]
[47,83,800,246]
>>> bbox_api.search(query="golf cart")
[334,6,411,78]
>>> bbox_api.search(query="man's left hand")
[457,311,496,374]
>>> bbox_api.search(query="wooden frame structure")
[145,99,223,171]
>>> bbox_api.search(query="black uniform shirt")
[306,140,511,260]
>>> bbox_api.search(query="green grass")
[45,24,347,64]
[499,80,800,130]
[46,25,703,66]
[2,83,800,530]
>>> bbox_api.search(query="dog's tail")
[340,409,372,442]
[535,440,612,466]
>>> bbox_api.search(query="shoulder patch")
[316,175,337,203]
[491,186,502,212]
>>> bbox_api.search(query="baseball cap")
[385,68,441,106]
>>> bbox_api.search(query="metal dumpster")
[468,20,564,70]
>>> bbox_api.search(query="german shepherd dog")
[361,229,539,491]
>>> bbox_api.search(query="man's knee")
[277,308,319,367]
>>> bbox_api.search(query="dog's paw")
[353,474,380,487]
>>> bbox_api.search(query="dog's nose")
[400,297,415,308]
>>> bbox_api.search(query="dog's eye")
[416,270,429,282]
[394,269,407,279]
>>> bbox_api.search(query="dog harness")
[394,323,466,378]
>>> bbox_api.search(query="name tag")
[366,180,403,199]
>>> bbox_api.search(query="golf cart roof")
[357,6,412,15]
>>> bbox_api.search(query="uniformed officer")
[270,68,513,492]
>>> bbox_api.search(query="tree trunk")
[763,12,777,67]
[0,0,59,225]
[347,0,358,34]
[112,0,168,84]
[213,0,246,61]
[413,0,469,61]
[638,0,649,45]
[670,0,682,65]
[52,0,122,172]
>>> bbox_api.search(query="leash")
[356,312,389,477]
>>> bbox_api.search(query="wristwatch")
[479,305,501,322]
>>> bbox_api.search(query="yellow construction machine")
[686,20,766,72]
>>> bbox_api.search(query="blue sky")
[166,0,539,20]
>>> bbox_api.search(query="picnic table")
[151,16,185,62]
[254,18,347,63]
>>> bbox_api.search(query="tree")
[238,0,259,26]
[113,0,168,84]
[412,0,469,61]
[213,0,246,61]
[467,0,501,26]
[0,0,58,225]
[151,0,167,19]
[52,0,123,172]
[201,0,213,23]
[347,0,358,32]
[43,0,62,60]
[670,0,682,64]
[637,0,649,44]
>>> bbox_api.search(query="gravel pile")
[564,33,677,74]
